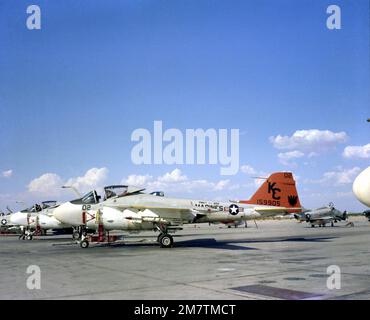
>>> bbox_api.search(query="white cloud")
[240,165,268,187]
[278,150,304,166]
[343,143,370,159]
[310,167,362,186]
[28,173,64,195]
[270,129,348,153]
[2,170,13,178]
[213,180,231,191]
[175,178,232,192]
[307,152,319,158]
[28,167,108,196]
[65,167,108,193]
[158,168,187,183]
[121,168,233,195]
[123,174,153,187]
[240,165,257,175]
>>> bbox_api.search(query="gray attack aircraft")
[294,203,348,227]
[53,172,302,248]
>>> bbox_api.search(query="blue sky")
[0,0,369,211]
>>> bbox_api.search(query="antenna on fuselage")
[62,185,82,197]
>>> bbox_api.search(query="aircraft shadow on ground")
[106,236,337,251]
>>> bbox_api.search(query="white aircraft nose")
[53,202,83,226]
[9,212,28,226]
[353,167,370,208]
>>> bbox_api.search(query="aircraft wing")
[122,204,210,225]
[128,204,192,211]
[253,206,302,214]
[309,216,334,222]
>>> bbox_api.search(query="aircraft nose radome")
[353,167,370,208]
[53,202,82,225]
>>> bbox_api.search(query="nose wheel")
[80,239,89,248]
[19,228,34,240]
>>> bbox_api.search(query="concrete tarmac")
[0,217,369,300]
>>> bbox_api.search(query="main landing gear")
[155,224,174,248]
[157,233,174,248]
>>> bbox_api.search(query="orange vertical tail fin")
[241,172,301,211]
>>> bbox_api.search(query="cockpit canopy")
[71,190,101,205]
[41,201,57,209]
[21,204,42,213]
[69,186,146,204]
[150,191,165,197]
[103,185,145,200]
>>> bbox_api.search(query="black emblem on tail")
[288,195,298,206]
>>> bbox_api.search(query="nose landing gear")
[19,227,35,240]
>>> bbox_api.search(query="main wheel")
[159,234,173,248]
[80,240,89,248]
[26,234,33,240]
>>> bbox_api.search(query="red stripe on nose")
[82,211,86,225]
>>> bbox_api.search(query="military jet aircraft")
[9,201,72,240]
[294,203,348,227]
[53,172,302,248]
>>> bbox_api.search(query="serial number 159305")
[256,199,280,206]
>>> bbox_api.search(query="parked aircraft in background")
[294,203,348,227]
[8,201,72,240]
